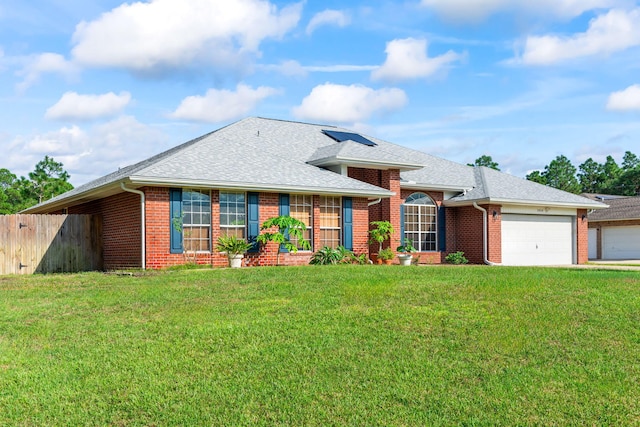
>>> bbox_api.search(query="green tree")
[616,167,640,196]
[622,151,639,170]
[0,168,24,214]
[578,158,605,193]
[468,155,500,171]
[543,155,581,193]
[525,170,546,185]
[528,155,580,194]
[599,155,622,194]
[25,156,73,205]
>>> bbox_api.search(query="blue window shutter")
[247,192,260,253]
[170,188,183,254]
[279,194,290,216]
[279,194,290,252]
[438,205,446,252]
[343,197,353,250]
[400,204,405,240]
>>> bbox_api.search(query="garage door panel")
[502,214,573,266]
[602,226,640,259]
[588,228,597,259]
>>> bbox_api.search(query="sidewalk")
[574,260,640,271]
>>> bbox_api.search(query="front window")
[320,196,341,248]
[220,192,246,238]
[290,194,312,249]
[403,192,437,252]
[182,189,211,252]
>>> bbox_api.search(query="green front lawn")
[1,266,639,425]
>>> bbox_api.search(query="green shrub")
[445,251,469,264]
[310,246,369,265]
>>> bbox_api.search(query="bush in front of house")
[445,251,469,264]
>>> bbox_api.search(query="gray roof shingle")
[588,196,640,221]
[24,117,606,212]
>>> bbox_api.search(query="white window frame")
[403,192,437,252]
[319,196,342,248]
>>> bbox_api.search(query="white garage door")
[588,228,598,259]
[602,226,640,259]
[502,214,574,266]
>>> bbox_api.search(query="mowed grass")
[1,266,639,426]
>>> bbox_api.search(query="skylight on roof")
[322,130,377,147]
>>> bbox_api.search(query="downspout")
[473,202,500,266]
[121,183,146,270]
[368,198,382,206]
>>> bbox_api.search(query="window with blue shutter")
[279,194,290,252]
[170,188,183,254]
[342,197,353,250]
[247,192,260,252]
[438,205,446,252]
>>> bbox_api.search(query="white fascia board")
[308,157,423,171]
[129,176,394,198]
[443,197,607,210]
[401,182,471,193]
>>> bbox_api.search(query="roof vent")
[322,130,377,147]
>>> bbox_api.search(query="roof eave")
[401,181,471,193]
[444,197,608,209]
[129,176,394,198]
[307,157,423,172]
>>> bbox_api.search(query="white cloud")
[292,83,407,123]
[306,9,350,35]
[170,84,279,123]
[8,116,169,185]
[71,0,301,74]
[16,52,79,92]
[420,0,623,23]
[607,84,640,111]
[261,60,377,76]
[45,91,132,121]
[515,8,640,66]
[371,38,463,82]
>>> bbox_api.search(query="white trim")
[129,176,393,198]
[444,197,604,210]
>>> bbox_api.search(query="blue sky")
[2,0,640,186]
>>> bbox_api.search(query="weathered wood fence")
[0,214,103,275]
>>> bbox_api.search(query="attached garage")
[501,214,574,266]
[602,226,640,259]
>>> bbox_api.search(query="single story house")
[24,117,605,269]
[587,195,640,259]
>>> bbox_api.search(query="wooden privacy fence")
[0,214,103,275]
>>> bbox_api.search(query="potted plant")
[216,235,253,268]
[368,221,394,264]
[396,238,417,266]
[378,247,395,265]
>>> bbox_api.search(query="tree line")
[0,156,73,214]
[469,152,640,196]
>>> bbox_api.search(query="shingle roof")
[445,166,604,208]
[24,117,607,212]
[588,196,640,221]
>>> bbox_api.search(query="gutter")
[473,202,500,266]
[121,183,146,270]
[368,198,382,207]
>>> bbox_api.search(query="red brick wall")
[576,209,588,264]
[486,204,502,264]
[69,192,142,269]
[451,206,484,264]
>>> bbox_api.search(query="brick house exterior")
[27,117,605,269]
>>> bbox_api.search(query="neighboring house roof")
[444,166,605,209]
[588,196,640,222]
[23,117,607,213]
